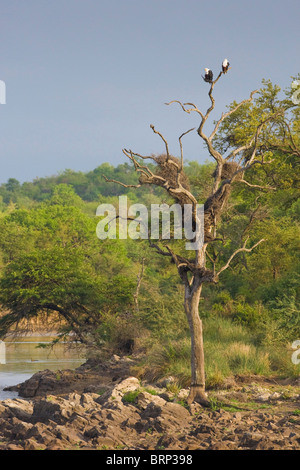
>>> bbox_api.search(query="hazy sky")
[0,0,299,184]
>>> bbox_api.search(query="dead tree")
[103,70,280,405]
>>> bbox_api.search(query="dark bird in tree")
[222,58,230,73]
[203,68,213,83]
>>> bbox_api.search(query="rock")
[26,422,57,446]
[189,403,203,416]
[209,441,236,450]
[32,394,85,424]
[158,392,174,402]
[176,389,189,401]
[192,423,215,435]
[55,424,84,445]
[215,409,232,420]
[156,376,176,388]
[156,434,178,450]
[0,398,33,421]
[256,393,271,402]
[83,385,99,393]
[0,417,13,438]
[270,392,281,400]
[226,391,249,403]
[23,439,46,451]
[136,392,166,410]
[10,420,33,440]
[69,415,90,429]
[141,401,190,433]
[255,439,281,450]
[241,432,264,448]
[6,443,24,451]
[110,355,121,362]
[17,369,62,397]
[16,368,105,398]
[84,426,101,439]
[96,377,140,405]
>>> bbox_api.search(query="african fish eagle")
[222,59,230,73]
[203,68,213,83]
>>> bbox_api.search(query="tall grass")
[136,316,296,388]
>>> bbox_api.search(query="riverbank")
[0,336,85,401]
[0,355,299,450]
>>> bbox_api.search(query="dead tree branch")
[150,124,170,161]
[215,237,265,279]
[102,174,141,189]
[179,128,196,171]
[210,90,258,142]
[238,179,276,190]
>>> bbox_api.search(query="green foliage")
[0,77,299,382]
[122,390,140,403]
[0,198,137,345]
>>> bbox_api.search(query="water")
[0,337,86,401]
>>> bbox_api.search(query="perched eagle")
[203,68,213,83]
[222,59,230,73]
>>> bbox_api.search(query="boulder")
[96,377,140,405]
[9,420,33,440]
[135,392,166,410]
[0,398,33,421]
[31,394,85,424]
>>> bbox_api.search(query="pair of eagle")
[203,59,230,83]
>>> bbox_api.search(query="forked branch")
[215,237,265,279]
[238,179,276,190]
[102,174,141,189]
[210,90,258,141]
[150,124,170,161]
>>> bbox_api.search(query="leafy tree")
[49,184,84,207]
[0,202,137,347]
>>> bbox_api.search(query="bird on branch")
[222,58,230,73]
[203,68,213,83]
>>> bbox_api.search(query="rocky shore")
[0,355,299,450]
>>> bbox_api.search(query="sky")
[0,0,299,184]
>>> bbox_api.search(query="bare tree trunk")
[133,257,145,313]
[184,281,209,406]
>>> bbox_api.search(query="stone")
[156,376,176,388]
[176,389,189,401]
[26,422,57,446]
[0,399,33,421]
[10,420,33,440]
[6,443,24,451]
[241,432,264,448]
[269,392,281,400]
[256,393,271,402]
[96,377,140,405]
[23,439,46,451]
[84,426,101,439]
[209,441,236,450]
[136,392,166,410]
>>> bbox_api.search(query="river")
[0,337,86,401]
